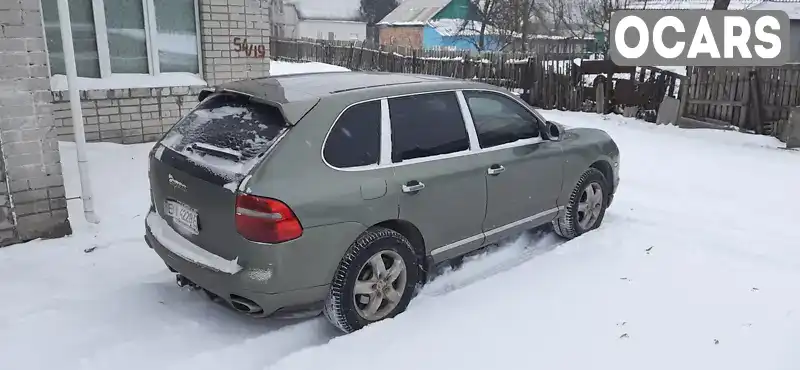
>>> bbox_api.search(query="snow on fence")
[681,64,800,140]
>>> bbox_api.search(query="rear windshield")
[163,93,287,160]
[159,93,288,182]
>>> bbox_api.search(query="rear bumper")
[144,216,329,318]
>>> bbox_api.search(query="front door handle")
[487,164,505,176]
[402,180,425,194]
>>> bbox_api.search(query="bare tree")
[499,0,538,52]
[457,0,540,52]
[359,0,399,24]
[360,0,399,43]
[555,0,649,55]
[448,0,502,51]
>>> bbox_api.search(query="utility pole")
[56,0,99,224]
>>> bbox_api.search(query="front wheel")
[323,227,421,333]
[553,168,609,239]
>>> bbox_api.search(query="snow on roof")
[377,0,452,26]
[427,19,508,36]
[750,1,800,19]
[623,0,762,9]
[286,0,363,22]
[427,19,594,40]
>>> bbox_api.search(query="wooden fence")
[269,38,683,115]
[682,64,800,137]
[271,37,590,110]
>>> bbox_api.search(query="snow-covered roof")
[622,0,800,18]
[750,1,800,19]
[377,0,452,26]
[623,0,762,9]
[286,0,363,22]
[427,19,596,40]
[428,19,509,36]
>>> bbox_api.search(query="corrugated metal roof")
[377,0,452,25]
[623,0,762,10]
[623,0,800,18]
[751,1,800,19]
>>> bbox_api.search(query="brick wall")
[200,0,275,86]
[0,0,71,246]
[379,26,424,49]
[0,0,279,246]
[52,0,276,144]
[52,87,203,144]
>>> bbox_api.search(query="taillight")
[235,193,303,243]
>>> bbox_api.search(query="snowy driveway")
[1,111,799,370]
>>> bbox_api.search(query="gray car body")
[144,71,620,318]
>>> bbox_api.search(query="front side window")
[41,0,200,80]
[388,92,470,163]
[323,101,381,168]
[463,91,540,149]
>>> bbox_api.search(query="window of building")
[41,0,202,88]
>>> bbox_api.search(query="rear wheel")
[553,168,609,239]
[323,227,421,333]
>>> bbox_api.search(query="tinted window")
[463,91,540,148]
[324,101,381,168]
[161,93,287,161]
[388,92,469,162]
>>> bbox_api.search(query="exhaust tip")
[230,295,264,315]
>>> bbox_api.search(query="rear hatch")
[149,92,293,260]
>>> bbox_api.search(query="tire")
[553,168,609,239]
[323,227,421,333]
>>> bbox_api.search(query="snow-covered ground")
[2,66,800,369]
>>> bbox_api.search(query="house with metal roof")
[282,0,367,41]
[377,0,598,52]
[376,0,514,51]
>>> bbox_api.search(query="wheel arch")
[590,159,613,187]
[372,219,429,275]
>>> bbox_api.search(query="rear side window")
[162,93,288,163]
[324,101,381,168]
[388,92,469,163]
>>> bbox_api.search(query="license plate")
[165,200,199,235]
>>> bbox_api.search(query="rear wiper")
[187,142,243,162]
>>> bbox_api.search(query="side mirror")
[546,120,565,141]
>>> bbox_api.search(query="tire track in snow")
[139,229,567,370]
[253,229,569,370]
[416,229,564,301]
[163,319,339,370]
[165,229,566,370]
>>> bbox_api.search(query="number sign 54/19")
[233,37,267,59]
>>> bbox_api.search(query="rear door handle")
[402,180,425,193]
[487,164,505,175]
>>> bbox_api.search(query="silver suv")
[144,71,620,333]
